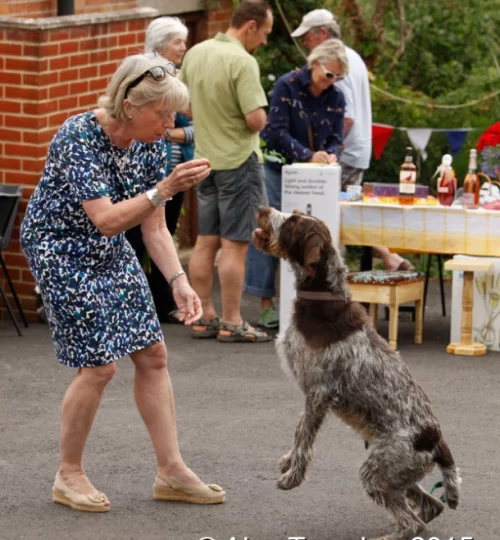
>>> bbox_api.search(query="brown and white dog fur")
[252,207,461,540]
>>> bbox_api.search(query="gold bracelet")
[169,270,186,288]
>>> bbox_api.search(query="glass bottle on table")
[399,146,417,205]
[436,154,457,206]
[462,149,480,209]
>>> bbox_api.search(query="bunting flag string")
[371,124,477,160]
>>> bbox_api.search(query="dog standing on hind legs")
[252,207,462,540]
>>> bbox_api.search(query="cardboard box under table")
[279,164,341,331]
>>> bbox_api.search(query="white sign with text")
[279,164,341,332]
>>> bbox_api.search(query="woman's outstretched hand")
[171,277,203,325]
[157,158,211,199]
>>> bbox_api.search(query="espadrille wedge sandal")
[52,472,110,513]
[153,473,225,504]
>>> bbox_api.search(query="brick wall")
[0,1,138,19]
[205,0,232,37]
[0,8,157,322]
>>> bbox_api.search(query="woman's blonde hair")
[307,38,349,75]
[98,52,189,120]
[145,16,188,55]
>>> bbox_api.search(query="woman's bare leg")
[130,342,205,486]
[374,246,406,269]
[58,362,117,493]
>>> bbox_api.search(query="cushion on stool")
[347,270,424,285]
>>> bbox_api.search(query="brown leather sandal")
[217,320,272,343]
[191,317,220,339]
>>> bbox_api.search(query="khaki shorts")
[196,152,266,241]
[340,162,365,191]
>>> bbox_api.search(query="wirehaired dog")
[252,207,461,540]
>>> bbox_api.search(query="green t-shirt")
[180,33,267,170]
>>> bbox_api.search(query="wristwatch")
[146,187,170,208]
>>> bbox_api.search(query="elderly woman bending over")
[21,53,225,512]
[245,39,347,329]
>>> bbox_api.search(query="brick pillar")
[199,0,233,40]
[0,8,158,322]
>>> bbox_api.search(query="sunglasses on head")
[320,64,344,81]
[124,63,177,97]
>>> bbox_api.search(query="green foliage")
[252,0,500,187]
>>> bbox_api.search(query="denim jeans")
[244,163,282,299]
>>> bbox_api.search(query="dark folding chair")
[0,185,28,336]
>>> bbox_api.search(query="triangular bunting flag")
[372,124,394,160]
[446,130,469,155]
[406,129,432,160]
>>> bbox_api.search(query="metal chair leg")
[437,254,446,317]
[0,253,28,327]
[0,282,22,336]
[423,253,432,317]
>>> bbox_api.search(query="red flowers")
[477,122,500,152]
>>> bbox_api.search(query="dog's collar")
[296,291,352,302]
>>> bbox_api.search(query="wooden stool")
[347,270,425,350]
[445,258,493,356]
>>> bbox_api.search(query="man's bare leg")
[218,238,249,325]
[188,235,221,320]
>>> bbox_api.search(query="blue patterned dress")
[21,111,168,368]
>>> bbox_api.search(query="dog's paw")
[276,469,303,490]
[279,452,292,474]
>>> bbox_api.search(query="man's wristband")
[169,270,186,288]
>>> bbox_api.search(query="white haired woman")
[21,53,225,512]
[245,39,347,328]
[127,16,194,324]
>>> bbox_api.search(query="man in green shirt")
[181,0,273,342]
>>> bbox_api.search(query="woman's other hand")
[157,158,211,198]
[171,276,203,325]
[308,151,330,164]
[326,154,337,164]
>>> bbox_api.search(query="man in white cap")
[291,9,371,190]
[291,9,413,271]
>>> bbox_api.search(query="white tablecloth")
[340,202,500,256]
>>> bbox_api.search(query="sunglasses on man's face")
[320,64,344,81]
[125,63,177,97]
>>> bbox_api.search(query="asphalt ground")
[0,279,499,540]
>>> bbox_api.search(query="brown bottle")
[399,146,417,205]
[462,149,480,209]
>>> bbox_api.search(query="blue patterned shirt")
[261,65,345,168]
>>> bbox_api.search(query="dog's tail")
[433,438,461,509]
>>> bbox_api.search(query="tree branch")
[372,0,392,42]
[341,0,369,45]
[384,0,411,81]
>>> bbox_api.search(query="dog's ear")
[303,234,322,277]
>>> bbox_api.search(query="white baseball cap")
[291,9,335,37]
